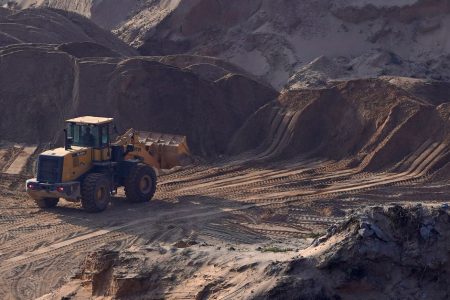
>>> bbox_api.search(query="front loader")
[25,116,190,212]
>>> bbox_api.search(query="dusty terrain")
[0,136,448,299]
[1,75,449,298]
[0,3,449,300]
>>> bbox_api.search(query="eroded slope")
[229,78,450,174]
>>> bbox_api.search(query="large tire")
[35,198,59,208]
[124,163,157,203]
[81,173,111,213]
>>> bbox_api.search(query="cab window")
[68,124,100,147]
[100,125,109,147]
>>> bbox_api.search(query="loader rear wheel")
[81,173,111,213]
[35,198,59,208]
[125,164,157,203]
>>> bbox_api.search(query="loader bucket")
[136,131,191,169]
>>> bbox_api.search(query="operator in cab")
[82,127,95,146]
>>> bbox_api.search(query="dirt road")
[0,139,448,299]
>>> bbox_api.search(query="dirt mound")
[0,7,278,157]
[331,0,450,24]
[57,41,121,58]
[183,63,229,82]
[0,44,76,145]
[262,205,450,299]
[0,44,277,156]
[156,54,265,83]
[228,78,450,171]
[385,77,450,106]
[0,8,136,56]
[14,1,450,89]
[285,50,447,90]
[110,0,450,89]
[15,0,139,30]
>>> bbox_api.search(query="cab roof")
[66,116,114,125]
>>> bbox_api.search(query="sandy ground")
[0,140,448,299]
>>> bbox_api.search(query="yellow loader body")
[114,129,191,170]
[26,116,191,212]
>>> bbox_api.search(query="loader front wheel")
[35,198,59,208]
[125,164,157,203]
[81,173,111,213]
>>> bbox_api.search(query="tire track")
[159,158,329,197]
[0,137,447,299]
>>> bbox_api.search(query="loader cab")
[65,116,114,161]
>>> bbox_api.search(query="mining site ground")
[0,139,449,299]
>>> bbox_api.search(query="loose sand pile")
[285,50,450,90]
[0,7,136,55]
[0,33,277,157]
[228,78,450,172]
[13,0,140,30]
[0,8,278,156]
[112,0,450,89]
[9,1,450,90]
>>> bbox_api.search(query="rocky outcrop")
[263,205,450,300]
